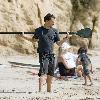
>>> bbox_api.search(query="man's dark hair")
[44,13,55,22]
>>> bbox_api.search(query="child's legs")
[87,74,93,84]
[83,74,87,85]
[83,68,93,85]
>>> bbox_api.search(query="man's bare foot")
[82,83,87,86]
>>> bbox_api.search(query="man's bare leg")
[47,75,53,92]
[39,75,47,92]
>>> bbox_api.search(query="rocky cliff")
[0,0,100,55]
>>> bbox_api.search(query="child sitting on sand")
[77,47,93,86]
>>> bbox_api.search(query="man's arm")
[20,33,38,42]
[56,37,68,46]
[56,34,71,46]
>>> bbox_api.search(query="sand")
[0,51,100,100]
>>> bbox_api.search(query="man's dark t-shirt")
[33,26,60,53]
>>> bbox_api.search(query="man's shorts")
[38,53,55,77]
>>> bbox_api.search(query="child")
[77,47,93,86]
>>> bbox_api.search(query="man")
[21,13,67,92]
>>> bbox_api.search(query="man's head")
[44,13,55,27]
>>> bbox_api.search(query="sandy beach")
[0,50,100,100]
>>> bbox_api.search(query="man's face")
[46,18,55,27]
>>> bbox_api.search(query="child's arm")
[89,64,93,74]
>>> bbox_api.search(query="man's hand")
[56,34,69,46]
[19,32,25,38]
[63,33,70,41]
[20,32,33,42]
[21,32,28,37]
[66,32,69,38]
[22,32,24,36]
[65,32,72,39]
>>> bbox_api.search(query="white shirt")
[63,52,78,68]
[61,42,71,50]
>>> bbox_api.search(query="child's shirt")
[78,53,91,70]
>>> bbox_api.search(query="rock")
[70,35,89,49]
[0,0,100,56]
